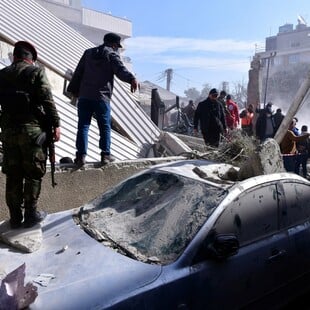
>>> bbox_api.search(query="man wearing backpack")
[0,41,61,229]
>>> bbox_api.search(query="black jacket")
[67,45,135,101]
[255,109,276,141]
[193,98,226,134]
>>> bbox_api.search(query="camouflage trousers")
[1,126,47,212]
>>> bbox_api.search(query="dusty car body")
[1,160,310,309]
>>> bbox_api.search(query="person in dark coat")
[273,108,285,132]
[255,102,276,142]
[67,32,139,166]
[193,88,227,147]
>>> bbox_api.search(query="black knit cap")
[13,41,37,61]
[103,32,122,48]
[209,88,218,95]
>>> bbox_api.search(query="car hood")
[0,210,162,310]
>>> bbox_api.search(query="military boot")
[8,206,23,229]
[23,203,47,228]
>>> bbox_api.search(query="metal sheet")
[52,94,141,162]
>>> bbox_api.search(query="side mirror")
[205,234,239,260]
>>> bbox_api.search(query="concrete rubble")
[238,138,285,180]
[0,221,42,253]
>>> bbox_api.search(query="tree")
[183,80,248,106]
[231,80,247,108]
[184,87,200,101]
[200,83,212,99]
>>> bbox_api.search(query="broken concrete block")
[238,138,285,180]
[0,221,42,253]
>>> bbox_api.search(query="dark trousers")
[202,132,221,147]
[295,153,308,177]
[283,155,296,173]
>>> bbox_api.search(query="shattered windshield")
[76,171,227,264]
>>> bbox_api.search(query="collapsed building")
[247,17,310,128]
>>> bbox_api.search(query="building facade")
[254,18,310,107]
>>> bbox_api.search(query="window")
[288,54,300,64]
[281,182,310,226]
[212,185,278,246]
[274,57,282,66]
[291,41,300,48]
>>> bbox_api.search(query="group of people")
[254,102,310,178]
[280,119,310,178]
[193,93,310,178]
[0,33,138,229]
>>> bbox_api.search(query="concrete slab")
[0,221,42,253]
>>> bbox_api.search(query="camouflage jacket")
[0,60,60,130]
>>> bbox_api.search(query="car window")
[77,171,227,264]
[212,185,278,246]
[281,182,310,227]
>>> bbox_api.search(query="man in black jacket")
[193,88,227,147]
[67,32,139,166]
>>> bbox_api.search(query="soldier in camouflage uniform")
[0,41,61,229]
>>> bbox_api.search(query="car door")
[186,183,292,309]
[279,181,310,285]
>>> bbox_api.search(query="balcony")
[82,8,132,38]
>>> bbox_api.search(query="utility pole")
[263,52,276,108]
[165,68,173,91]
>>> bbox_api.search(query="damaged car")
[1,159,310,309]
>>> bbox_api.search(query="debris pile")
[182,130,285,181]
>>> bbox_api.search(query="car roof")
[149,159,310,190]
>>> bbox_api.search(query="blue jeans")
[76,98,111,156]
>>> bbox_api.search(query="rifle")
[35,108,57,188]
[48,140,57,188]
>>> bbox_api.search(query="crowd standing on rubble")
[189,90,310,179]
[67,32,139,167]
[0,41,61,229]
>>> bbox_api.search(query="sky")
[82,0,310,97]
